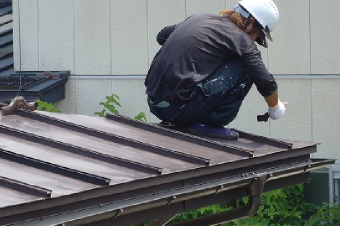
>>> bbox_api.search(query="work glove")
[268,100,286,120]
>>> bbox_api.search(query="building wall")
[12,0,340,163]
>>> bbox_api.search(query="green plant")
[95,94,121,117]
[35,99,61,112]
[95,94,147,122]
[229,184,315,226]
[169,202,233,225]
[306,202,340,226]
[134,112,147,122]
[166,184,340,226]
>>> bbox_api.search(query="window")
[329,164,340,205]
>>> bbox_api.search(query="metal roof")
[0,0,13,75]
[0,71,69,103]
[0,97,335,226]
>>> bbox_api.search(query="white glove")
[268,100,286,120]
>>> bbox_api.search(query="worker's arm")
[264,89,278,107]
[264,89,286,120]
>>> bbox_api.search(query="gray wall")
[12,0,340,163]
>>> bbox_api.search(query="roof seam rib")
[0,148,111,185]
[0,176,52,198]
[16,110,210,167]
[0,124,162,175]
[106,114,255,158]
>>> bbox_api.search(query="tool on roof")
[257,102,287,122]
[257,112,270,122]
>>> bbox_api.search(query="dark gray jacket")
[145,13,277,104]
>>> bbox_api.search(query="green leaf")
[106,94,121,107]
[112,109,119,115]
[112,99,121,107]
[94,109,106,117]
[35,99,61,113]
[135,112,147,122]
[106,104,117,113]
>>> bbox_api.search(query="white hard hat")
[235,0,279,46]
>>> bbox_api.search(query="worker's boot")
[186,123,239,140]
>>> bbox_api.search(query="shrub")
[167,184,340,226]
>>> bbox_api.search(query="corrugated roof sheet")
[0,97,335,225]
[0,71,69,103]
[0,0,13,75]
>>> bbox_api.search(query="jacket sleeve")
[241,50,278,97]
[156,25,176,45]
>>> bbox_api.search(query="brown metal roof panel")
[0,125,164,175]
[101,113,305,154]
[0,134,153,185]
[0,110,318,178]
[24,111,259,159]
[3,112,249,165]
[0,186,41,209]
[0,158,97,197]
[102,114,318,165]
[0,115,204,174]
[8,110,318,169]
[222,138,315,155]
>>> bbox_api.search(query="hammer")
[257,102,288,122]
[257,112,269,122]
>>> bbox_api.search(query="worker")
[145,0,285,140]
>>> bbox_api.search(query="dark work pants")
[148,59,253,127]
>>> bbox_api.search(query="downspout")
[174,173,268,226]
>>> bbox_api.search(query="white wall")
[12,0,340,163]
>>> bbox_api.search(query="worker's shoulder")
[186,12,215,17]
[184,13,222,22]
